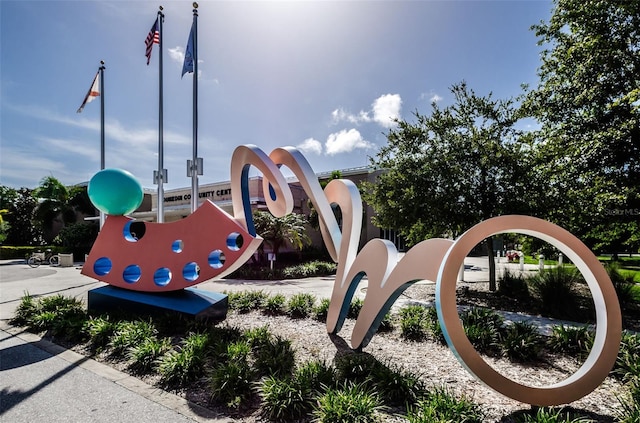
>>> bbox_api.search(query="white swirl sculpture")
[229,144,622,406]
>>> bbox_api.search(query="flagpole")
[99,60,106,228]
[190,2,200,213]
[156,6,166,223]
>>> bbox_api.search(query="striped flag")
[145,18,160,65]
[77,71,100,113]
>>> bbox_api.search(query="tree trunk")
[485,237,496,291]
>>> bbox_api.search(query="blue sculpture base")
[88,285,228,321]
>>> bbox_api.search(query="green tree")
[363,82,536,290]
[33,176,74,243]
[252,210,311,260]
[1,187,40,245]
[523,0,640,253]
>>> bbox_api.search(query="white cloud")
[420,91,443,103]
[297,138,323,155]
[372,94,402,128]
[331,108,370,125]
[325,129,373,155]
[331,94,402,129]
[168,46,185,63]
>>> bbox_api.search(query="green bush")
[109,320,157,357]
[127,336,171,374]
[460,307,504,355]
[85,316,116,351]
[513,407,593,422]
[399,305,429,341]
[158,332,211,387]
[406,386,484,423]
[286,293,316,318]
[424,307,446,344]
[527,267,583,320]
[253,335,296,378]
[348,297,364,319]
[209,359,255,409]
[228,290,267,313]
[606,262,640,311]
[263,293,286,315]
[260,375,312,421]
[500,321,542,362]
[314,382,384,423]
[547,325,594,358]
[616,376,640,423]
[613,332,640,382]
[11,294,86,340]
[313,298,331,322]
[499,269,530,301]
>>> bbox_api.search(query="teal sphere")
[88,168,143,215]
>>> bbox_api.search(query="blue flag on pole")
[182,22,195,77]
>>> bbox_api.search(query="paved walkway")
[0,258,586,421]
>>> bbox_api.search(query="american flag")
[145,18,160,65]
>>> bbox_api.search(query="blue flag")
[182,22,195,77]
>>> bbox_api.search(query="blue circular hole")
[154,267,172,287]
[208,250,226,269]
[123,221,145,242]
[172,240,183,253]
[183,262,200,282]
[123,264,141,283]
[226,233,244,251]
[94,257,112,276]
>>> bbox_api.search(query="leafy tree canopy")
[363,82,536,247]
[523,0,640,252]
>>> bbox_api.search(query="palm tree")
[252,210,311,260]
[33,176,73,243]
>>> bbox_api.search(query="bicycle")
[27,249,59,268]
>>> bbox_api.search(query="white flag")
[77,71,100,113]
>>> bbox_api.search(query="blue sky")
[0,0,552,191]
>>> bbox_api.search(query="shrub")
[335,353,378,386]
[228,290,267,313]
[209,359,254,409]
[369,360,426,408]
[286,293,316,318]
[109,320,157,357]
[424,306,446,344]
[253,335,296,377]
[295,359,337,393]
[347,297,364,319]
[313,298,331,322]
[547,325,594,358]
[606,262,640,311]
[10,292,38,326]
[127,336,171,374]
[406,386,484,423]
[616,376,640,423]
[460,307,504,354]
[499,269,530,300]
[244,325,273,350]
[527,267,583,319]
[263,293,286,315]
[399,305,429,341]
[85,316,116,351]
[314,382,384,423]
[612,332,640,382]
[500,321,542,362]
[513,407,593,422]
[158,332,210,387]
[260,375,312,421]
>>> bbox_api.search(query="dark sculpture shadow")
[498,406,616,423]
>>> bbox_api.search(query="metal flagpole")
[156,6,166,223]
[99,61,106,228]
[190,2,201,213]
